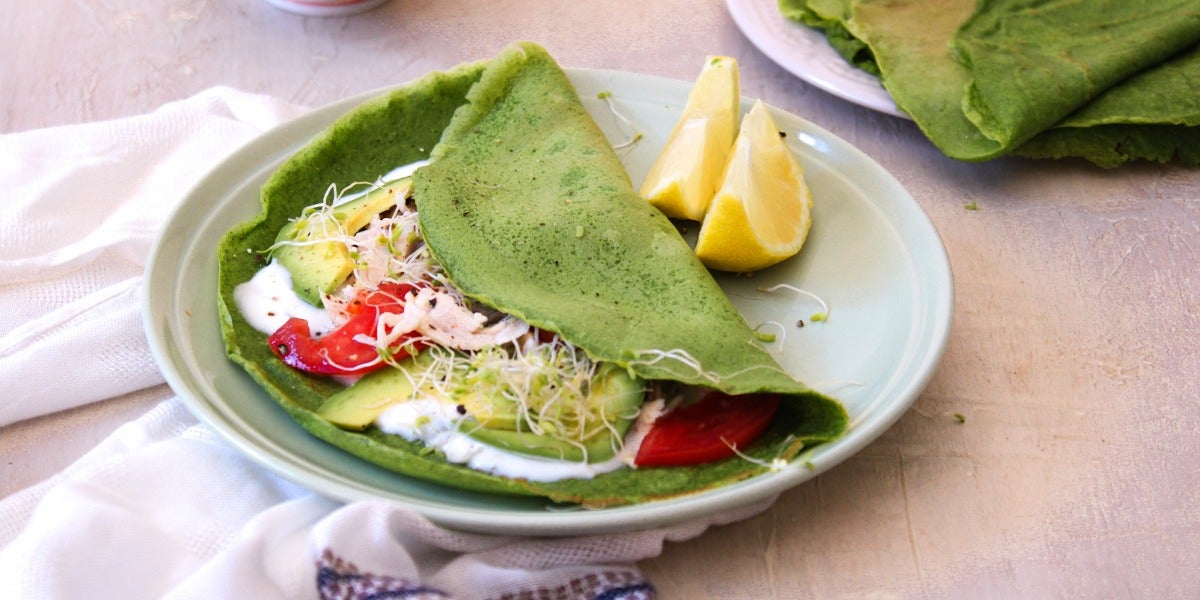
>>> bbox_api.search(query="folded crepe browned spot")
[219,42,846,506]
[844,0,1004,160]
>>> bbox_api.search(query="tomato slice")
[268,281,423,376]
[634,392,781,467]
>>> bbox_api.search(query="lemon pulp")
[639,56,740,221]
[694,100,813,273]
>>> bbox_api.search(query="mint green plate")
[143,69,952,536]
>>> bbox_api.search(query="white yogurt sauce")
[233,260,336,336]
[377,397,665,482]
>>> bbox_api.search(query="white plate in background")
[726,0,906,118]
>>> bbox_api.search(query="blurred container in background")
[264,0,390,17]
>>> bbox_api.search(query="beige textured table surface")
[3,1,1199,597]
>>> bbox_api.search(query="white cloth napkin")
[0,88,773,599]
[0,87,303,426]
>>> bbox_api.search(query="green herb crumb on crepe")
[778,0,1200,166]
[217,42,847,507]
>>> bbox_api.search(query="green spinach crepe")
[217,42,846,507]
[780,0,1200,166]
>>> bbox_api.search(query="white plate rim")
[726,0,907,118]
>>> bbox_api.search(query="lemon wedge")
[694,100,813,272]
[639,56,739,221]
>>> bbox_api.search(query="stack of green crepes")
[780,0,1200,167]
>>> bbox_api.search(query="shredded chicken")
[364,287,530,351]
[333,208,532,352]
[419,289,530,350]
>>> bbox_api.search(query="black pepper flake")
[779,131,787,138]
[796,320,805,328]
[456,404,467,415]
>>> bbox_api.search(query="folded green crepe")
[218,42,847,506]
[780,0,1200,166]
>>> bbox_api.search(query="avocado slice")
[273,178,413,306]
[316,351,429,429]
[319,353,646,463]
[465,365,645,463]
[458,390,520,430]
